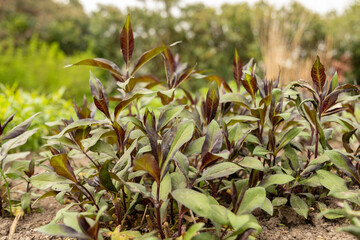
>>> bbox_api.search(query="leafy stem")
[0,167,12,217]
[156,182,165,239]
[77,183,100,211]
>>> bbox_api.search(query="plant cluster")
[0,84,74,149]
[0,112,38,217]
[17,15,360,240]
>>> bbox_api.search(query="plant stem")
[82,150,101,169]
[177,204,184,237]
[0,167,12,217]
[314,128,319,158]
[156,182,165,239]
[77,183,100,211]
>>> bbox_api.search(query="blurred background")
[0,0,359,149]
[1,0,359,98]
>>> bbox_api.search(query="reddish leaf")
[133,153,160,183]
[126,75,160,92]
[0,112,15,135]
[175,65,196,88]
[131,46,168,77]
[200,152,221,170]
[342,129,356,153]
[205,82,219,124]
[77,215,90,234]
[233,49,242,91]
[120,14,134,67]
[67,58,125,82]
[206,75,232,93]
[50,154,77,183]
[241,72,258,101]
[89,73,110,119]
[311,56,326,93]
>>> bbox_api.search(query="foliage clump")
[3,15,358,240]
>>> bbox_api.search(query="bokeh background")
[0,0,359,149]
[1,0,359,98]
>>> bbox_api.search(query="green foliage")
[9,15,358,240]
[0,84,73,150]
[0,111,38,217]
[0,37,102,99]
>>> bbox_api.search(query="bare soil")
[257,204,356,240]
[0,198,63,240]
[0,196,357,239]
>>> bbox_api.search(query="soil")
[256,204,356,240]
[0,198,63,240]
[0,198,357,240]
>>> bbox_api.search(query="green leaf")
[227,212,251,231]
[36,223,90,239]
[311,56,326,92]
[259,174,294,189]
[50,154,77,183]
[195,162,241,184]
[90,140,117,159]
[173,152,189,178]
[290,194,308,218]
[276,127,304,154]
[316,169,348,192]
[30,173,72,190]
[172,189,212,218]
[220,93,250,110]
[48,119,103,139]
[21,192,31,211]
[1,113,39,140]
[157,105,185,131]
[0,128,38,160]
[160,121,194,179]
[261,198,273,216]
[114,89,153,120]
[325,150,360,185]
[120,14,134,67]
[183,223,205,240]
[317,202,343,220]
[131,46,168,77]
[133,153,160,183]
[239,157,264,171]
[124,182,151,198]
[201,120,222,160]
[99,160,117,192]
[152,174,172,201]
[237,187,266,215]
[272,197,288,207]
[225,115,259,125]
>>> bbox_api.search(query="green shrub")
[0,84,73,150]
[26,15,360,240]
[0,36,103,99]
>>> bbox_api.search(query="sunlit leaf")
[50,154,77,183]
[66,58,125,81]
[133,153,160,183]
[131,46,168,77]
[120,14,134,67]
[290,194,308,218]
[311,56,326,93]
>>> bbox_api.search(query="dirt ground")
[0,197,357,240]
[257,204,356,240]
